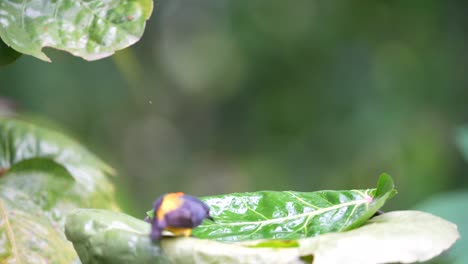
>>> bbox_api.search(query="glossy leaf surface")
[0,118,120,262]
[65,209,304,264]
[66,209,169,264]
[66,209,459,264]
[0,118,118,211]
[1,159,87,227]
[0,186,77,263]
[0,0,153,61]
[192,174,396,241]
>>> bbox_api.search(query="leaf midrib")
[205,198,371,227]
[0,200,22,264]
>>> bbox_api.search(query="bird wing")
[181,195,212,225]
[164,207,195,227]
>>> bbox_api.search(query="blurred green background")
[1,0,467,248]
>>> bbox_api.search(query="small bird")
[148,192,214,241]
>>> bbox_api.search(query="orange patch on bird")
[156,193,183,220]
[127,15,135,21]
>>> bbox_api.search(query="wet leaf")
[65,209,169,264]
[0,159,87,227]
[0,118,119,211]
[0,0,153,61]
[191,173,396,241]
[0,118,123,262]
[66,209,459,264]
[65,209,304,264]
[0,186,77,263]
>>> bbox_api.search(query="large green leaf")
[0,118,123,262]
[192,173,396,241]
[65,208,169,264]
[65,209,305,264]
[0,0,153,62]
[0,159,89,227]
[0,186,77,263]
[65,209,459,264]
[0,118,118,211]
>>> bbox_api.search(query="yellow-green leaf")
[0,186,77,263]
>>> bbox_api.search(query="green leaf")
[65,209,169,264]
[415,191,468,264]
[373,173,395,198]
[0,159,86,227]
[0,118,124,263]
[0,40,21,66]
[298,211,459,264]
[0,186,77,263]
[146,209,154,219]
[192,174,396,241]
[66,209,459,264]
[65,209,305,264]
[0,0,153,62]
[0,118,118,211]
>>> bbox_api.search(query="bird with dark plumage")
[148,192,214,241]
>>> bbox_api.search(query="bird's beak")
[207,215,215,222]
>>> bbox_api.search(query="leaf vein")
[212,199,371,227]
[285,191,320,209]
[0,200,22,264]
[240,199,269,220]
[21,0,26,29]
[340,204,358,231]
[318,193,334,206]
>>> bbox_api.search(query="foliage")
[0,117,459,263]
[147,174,396,241]
[0,186,77,263]
[65,209,169,264]
[1,2,467,217]
[67,174,458,263]
[0,0,153,63]
[66,208,459,263]
[0,1,465,262]
[0,117,119,262]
